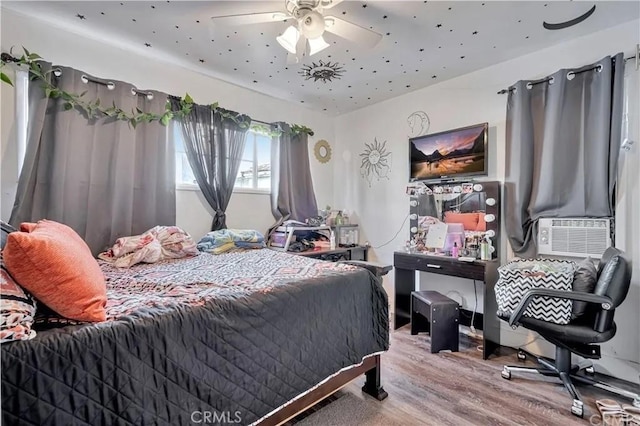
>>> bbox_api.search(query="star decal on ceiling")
[299,60,345,83]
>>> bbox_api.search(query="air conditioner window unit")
[537,218,612,259]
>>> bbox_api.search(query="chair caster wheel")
[501,367,511,380]
[585,366,595,375]
[517,351,526,361]
[571,400,584,418]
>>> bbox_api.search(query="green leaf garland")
[1,47,314,136]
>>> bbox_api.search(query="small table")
[294,246,368,262]
[339,260,392,279]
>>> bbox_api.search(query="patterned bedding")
[1,249,389,425]
[102,250,363,320]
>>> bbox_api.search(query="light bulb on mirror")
[473,183,483,192]
[484,214,496,223]
[452,185,462,193]
[409,200,418,207]
[485,230,496,238]
[486,197,496,206]
[410,226,418,234]
[409,213,418,220]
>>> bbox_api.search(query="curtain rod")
[498,46,640,95]
[2,52,302,131]
[167,94,273,126]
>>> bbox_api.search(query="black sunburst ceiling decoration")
[299,60,345,83]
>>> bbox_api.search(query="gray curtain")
[10,62,175,255]
[505,53,625,257]
[269,123,318,232]
[172,101,250,230]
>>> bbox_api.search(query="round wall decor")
[314,139,332,164]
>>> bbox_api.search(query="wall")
[334,20,640,382]
[0,7,334,239]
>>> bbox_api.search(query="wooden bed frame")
[258,354,387,425]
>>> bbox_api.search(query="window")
[173,125,271,192]
[173,124,197,186]
[235,130,271,190]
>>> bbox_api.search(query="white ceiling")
[3,1,639,115]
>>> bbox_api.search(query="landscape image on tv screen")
[410,123,486,180]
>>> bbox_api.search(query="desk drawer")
[394,252,485,280]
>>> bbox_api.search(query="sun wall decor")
[407,111,430,137]
[360,138,392,187]
[314,139,332,164]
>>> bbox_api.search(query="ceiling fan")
[210,0,383,63]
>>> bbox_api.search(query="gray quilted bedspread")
[1,250,389,425]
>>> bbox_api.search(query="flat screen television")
[409,122,488,181]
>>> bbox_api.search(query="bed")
[1,249,389,425]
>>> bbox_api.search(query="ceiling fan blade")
[296,34,308,62]
[210,11,287,26]
[320,0,345,9]
[324,16,383,48]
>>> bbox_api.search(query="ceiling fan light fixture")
[308,36,330,55]
[301,10,326,39]
[276,25,300,54]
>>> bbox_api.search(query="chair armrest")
[508,289,613,327]
[337,260,393,278]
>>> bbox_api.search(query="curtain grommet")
[526,82,533,90]
[596,64,603,73]
[131,88,154,100]
[82,74,115,90]
[567,71,575,81]
[548,77,555,85]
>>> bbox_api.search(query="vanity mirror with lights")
[407,180,500,259]
[394,180,502,359]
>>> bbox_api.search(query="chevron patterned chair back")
[499,247,637,419]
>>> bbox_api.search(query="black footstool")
[411,290,460,353]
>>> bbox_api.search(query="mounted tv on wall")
[409,122,488,182]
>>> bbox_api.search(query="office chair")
[500,247,639,418]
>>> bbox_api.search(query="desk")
[394,251,500,359]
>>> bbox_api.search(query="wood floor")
[327,326,637,426]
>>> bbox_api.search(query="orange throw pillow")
[19,222,37,232]
[3,220,107,322]
[444,212,479,231]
